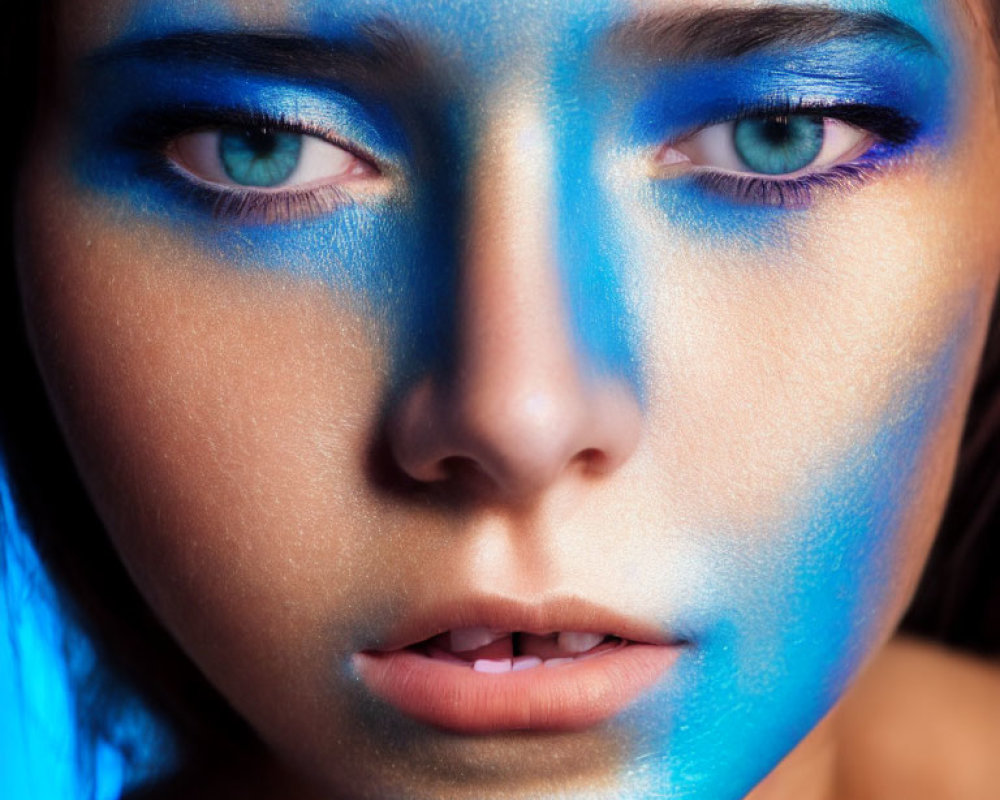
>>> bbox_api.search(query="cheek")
[598,136,999,793]
[18,164,395,705]
[622,156,991,534]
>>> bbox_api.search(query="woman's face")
[17,0,1000,797]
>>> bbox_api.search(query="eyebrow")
[610,6,936,62]
[89,5,936,86]
[89,21,431,91]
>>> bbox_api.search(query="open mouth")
[354,618,684,733]
[415,627,629,672]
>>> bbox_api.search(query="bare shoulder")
[836,636,1000,800]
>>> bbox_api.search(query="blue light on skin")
[62,0,962,797]
[0,458,172,800]
[0,463,80,800]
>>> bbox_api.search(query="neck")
[744,706,842,800]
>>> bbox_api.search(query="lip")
[352,595,684,733]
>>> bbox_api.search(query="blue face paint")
[73,0,643,385]
[546,11,643,385]
[611,309,972,798]
[627,36,950,237]
[72,0,955,374]
[65,1,962,796]
[633,40,947,142]
[73,49,463,378]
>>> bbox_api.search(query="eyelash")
[119,107,383,223]
[694,162,882,208]
[666,102,919,209]
[121,100,919,221]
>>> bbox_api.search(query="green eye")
[732,115,824,175]
[218,128,303,187]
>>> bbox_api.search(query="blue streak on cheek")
[629,40,951,240]
[617,321,970,799]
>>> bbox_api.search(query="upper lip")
[363,594,678,652]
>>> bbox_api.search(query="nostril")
[573,448,608,475]
[385,375,642,503]
[438,456,478,483]
[436,456,498,494]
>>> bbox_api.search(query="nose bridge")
[460,91,577,401]
[385,84,643,502]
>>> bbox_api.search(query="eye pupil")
[759,116,794,145]
[733,115,824,175]
[241,128,281,157]
[219,127,303,187]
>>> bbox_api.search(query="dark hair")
[2,0,1000,795]
[900,304,1000,654]
[2,2,262,793]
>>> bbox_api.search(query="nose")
[387,100,641,504]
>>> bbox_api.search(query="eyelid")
[659,116,874,178]
[650,101,919,181]
[166,128,377,191]
[646,103,919,209]
[125,108,399,223]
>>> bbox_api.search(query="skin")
[14,0,1000,797]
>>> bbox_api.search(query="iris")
[733,115,824,175]
[218,128,302,187]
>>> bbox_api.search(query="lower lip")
[353,643,681,733]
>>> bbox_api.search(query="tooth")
[543,657,575,668]
[512,656,543,672]
[450,627,505,653]
[557,631,604,654]
[473,658,512,673]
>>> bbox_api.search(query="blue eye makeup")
[77,7,951,236]
[67,4,956,389]
[115,104,388,223]
[653,101,920,208]
[74,55,412,222]
[630,31,949,216]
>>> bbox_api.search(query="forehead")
[59,0,953,65]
